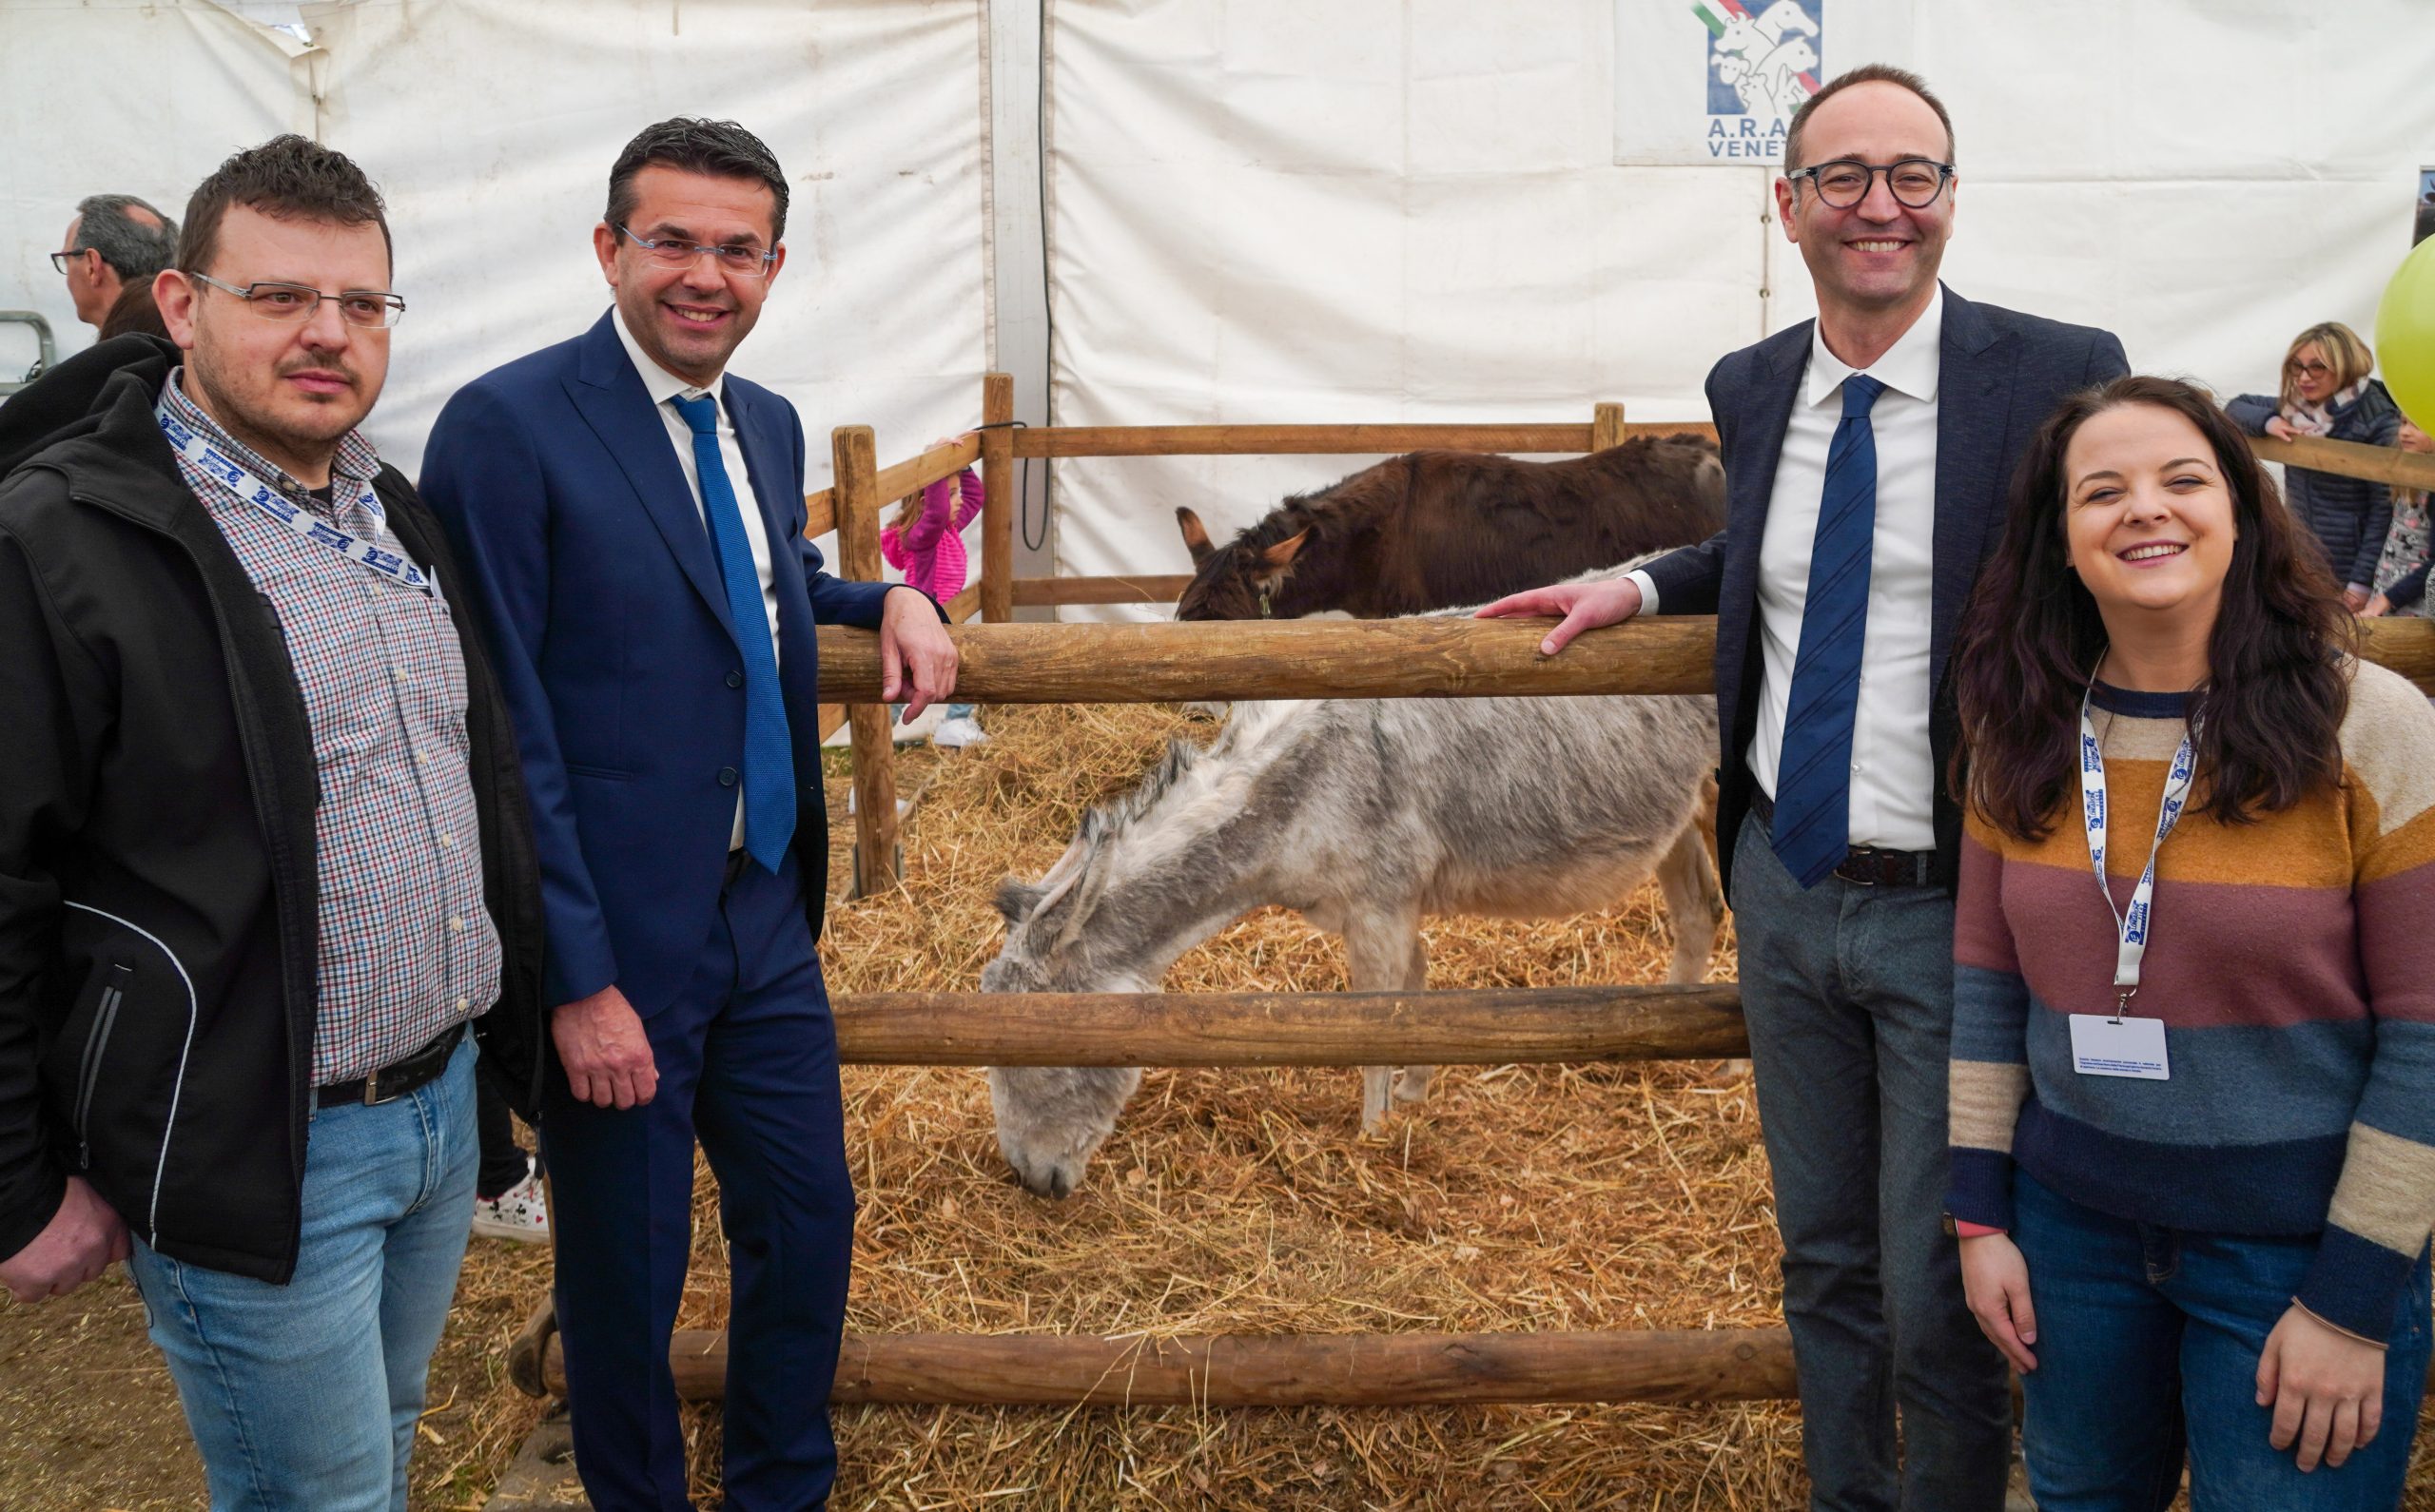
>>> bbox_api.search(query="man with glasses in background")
[1483,67,2129,1508]
[51,192,178,333]
[421,117,957,1510]
[0,136,544,1510]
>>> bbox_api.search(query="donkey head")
[1173,507,1309,621]
[981,843,1147,1199]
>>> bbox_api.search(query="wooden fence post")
[1591,400,1626,453]
[981,373,1016,623]
[829,424,900,895]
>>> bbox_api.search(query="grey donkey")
[982,570,1722,1198]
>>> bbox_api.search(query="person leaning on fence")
[2363,417,2432,621]
[419,116,960,1511]
[0,136,545,1511]
[2225,321,2402,611]
[1478,63,2129,1510]
[1944,375,2435,1508]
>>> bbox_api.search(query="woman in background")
[2226,321,2401,610]
[1944,376,2435,1508]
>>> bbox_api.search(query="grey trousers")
[1733,812,2012,1512]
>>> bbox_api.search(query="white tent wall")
[3,0,991,505]
[1041,0,2435,618]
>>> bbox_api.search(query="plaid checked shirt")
[160,372,501,1082]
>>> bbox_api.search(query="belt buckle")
[361,1065,399,1106]
[1834,850,1877,887]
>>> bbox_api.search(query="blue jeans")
[127,1036,478,1512]
[2014,1171,2432,1511]
[1732,812,2013,1510]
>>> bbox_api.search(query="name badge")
[2069,1014,2171,1080]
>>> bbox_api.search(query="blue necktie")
[671,393,795,871]
[1771,373,1887,889]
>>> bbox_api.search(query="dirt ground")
[9,706,2435,1510]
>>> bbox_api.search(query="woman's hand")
[1958,1231,2038,1373]
[2265,417,2299,442]
[2343,584,2371,612]
[2362,592,2391,618]
[2257,1304,2386,1471]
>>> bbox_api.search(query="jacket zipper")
[74,965,133,1169]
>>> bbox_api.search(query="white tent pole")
[985,0,1058,599]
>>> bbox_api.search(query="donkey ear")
[1256,528,1309,574]
[1176,507,1215,565]
[993,876,1047,925]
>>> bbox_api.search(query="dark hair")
[605,117,789,244]
[72,193,178,281]
[1783,64,1955,174]
[178,135,392,278]
[1951,375,2354,841]
[97,280,170,341]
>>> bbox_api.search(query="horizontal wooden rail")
[1012,572,1196,607]
[542,1327,1799,1405]
[805,488,834,539]
[816,615,2435,703]
[815,615,1719,702]
[1012,422,1717,458]
[945,585,982,623]
[2252,433,2435,492]
[831,985,1748,1066]
[873,435,984,504]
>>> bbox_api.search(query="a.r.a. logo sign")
[1691,0,1822,161]
[1612,0,1828,167]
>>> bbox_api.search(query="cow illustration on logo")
[1690,0,1822,161]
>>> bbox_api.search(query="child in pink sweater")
[881,461,985,745]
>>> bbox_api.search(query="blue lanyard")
[157,397,436,596]
[2076,670,2197,1017]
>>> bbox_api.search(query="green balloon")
[2380,236,2435,432]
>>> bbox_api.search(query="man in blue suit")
[420,118,958,1510]
[1486,68,2128,1509]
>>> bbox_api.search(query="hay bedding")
[419,701,2435,1510]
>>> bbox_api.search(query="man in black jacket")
[0,137,542,1510]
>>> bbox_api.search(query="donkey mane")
[1078,737,1210,845]
[1223,458,1415,555]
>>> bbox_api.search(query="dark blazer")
[419,311,897,1016]
[1643,285,2130,899]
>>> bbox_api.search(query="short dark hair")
[178,135,393,278]
[605,117,789,244]
[72,194,179,281]
[1783,64,1956,175]
[1951,376,2353,842]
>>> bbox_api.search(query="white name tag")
[2070,1014,2171,1080]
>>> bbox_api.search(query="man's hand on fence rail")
[879,584,961,718]
[1475,576,1646,657]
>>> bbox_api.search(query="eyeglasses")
[2288,359,2333,378]
[49,249,93,275]
[614,223,778,278]
[189,273,407,329]
[1786,158,1955,210]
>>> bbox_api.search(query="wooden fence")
[507,377,2435,1415]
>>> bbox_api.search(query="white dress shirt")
[613,306,782,850]
[1632,286,1941,851]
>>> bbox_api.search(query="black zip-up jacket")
[0,335,545,1284]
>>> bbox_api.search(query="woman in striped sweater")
[1943,375,2435,1508]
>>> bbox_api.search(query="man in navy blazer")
[420,119,958,1511]
[1487,68,2127,1510]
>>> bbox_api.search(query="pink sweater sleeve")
[902,476,953,554]
[951,469,984,531]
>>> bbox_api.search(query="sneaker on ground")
[472,1163,550,1244]
[931,715,989,748]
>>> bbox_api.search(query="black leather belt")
[316,1021,466,1108]
[1748,790,1938,888]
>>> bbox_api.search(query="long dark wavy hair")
[1951,375,2355,841]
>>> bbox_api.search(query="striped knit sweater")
[1946,661,2435,1340]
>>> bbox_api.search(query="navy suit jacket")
[419,311,896,1014]
[1642,285,2129,899]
